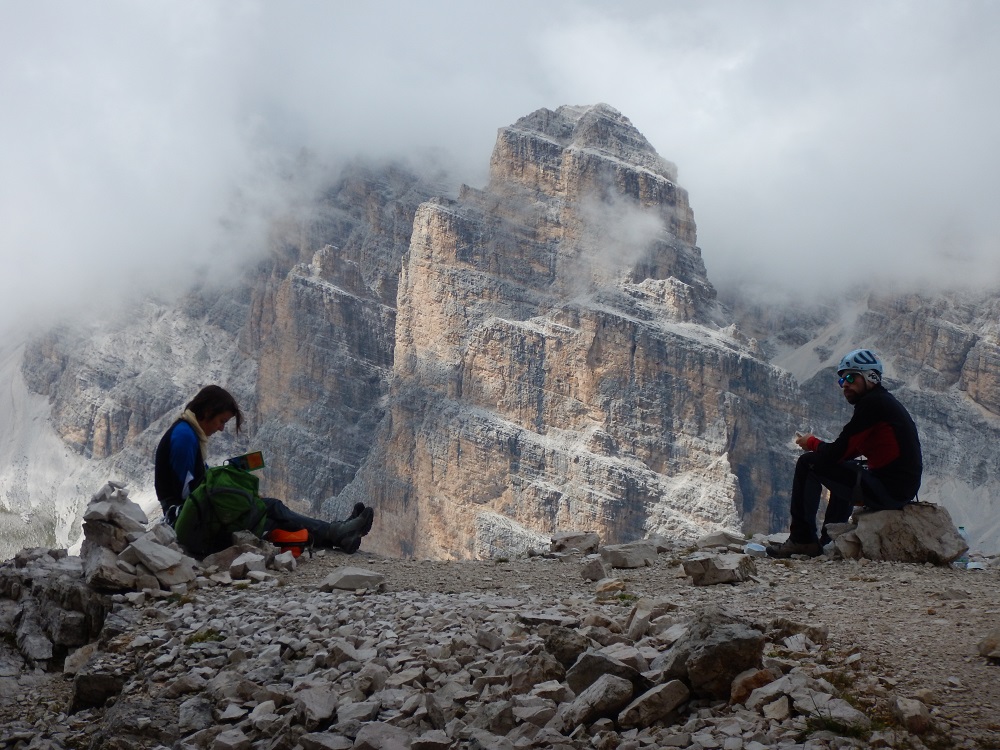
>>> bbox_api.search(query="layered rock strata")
[246,166,441,504]
[342,105,805,559]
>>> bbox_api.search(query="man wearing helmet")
[766,348,923,559]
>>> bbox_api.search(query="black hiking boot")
[765,539,822,559]
[338,533,363,554]
[318,506,375,550]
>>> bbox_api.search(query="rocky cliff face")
[13,163,439,559]
[11,104,1000,561]
[21,301,254,462]
[244,165,440,507]
[340,105,804,559]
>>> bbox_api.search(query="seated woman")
[154,384,374,553]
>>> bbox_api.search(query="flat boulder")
[319,567,385,591]
[553,673,633,732]
[682,552,756,586]
[550,531,600,554]
[600,541,657,569]
[695,530,746,549]
[120,535,184,573]
[618,680,691,730]
[854,503,967,564]
[566,650,648,695]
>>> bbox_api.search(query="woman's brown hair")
[186,385,243,434]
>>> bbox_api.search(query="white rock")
[230,552,267,579]
[121,535,184,572]
[551,531,600,554]
[320,567,386,591]
[272,550,297,571]
[682,553,756,586]
[696,530,746,548]
[762,695,790,720]
[600,541,657,569]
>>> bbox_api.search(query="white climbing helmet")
[837,348,883,383]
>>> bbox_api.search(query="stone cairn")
[1,493,993,749]
[2,482,300,676]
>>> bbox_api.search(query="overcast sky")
[2,1,998,335]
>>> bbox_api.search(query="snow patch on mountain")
[0,340,106,559]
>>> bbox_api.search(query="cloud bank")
[2,0,998,335]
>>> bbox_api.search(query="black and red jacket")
[805,384,923,502]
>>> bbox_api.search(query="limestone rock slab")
[320,567,385,591]
[682,552,756,586]
[854,503,967,564]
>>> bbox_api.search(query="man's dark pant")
[789,452,909,545]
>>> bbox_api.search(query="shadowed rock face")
[19,163,440,527]
[245,165,441,507]
[340,104,804,559]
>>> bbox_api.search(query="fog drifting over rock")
[2,0,998,336]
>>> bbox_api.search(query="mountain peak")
[509,103,678,183]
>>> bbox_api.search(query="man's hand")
[794,432,814,450]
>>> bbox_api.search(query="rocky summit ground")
[2,544,999,750]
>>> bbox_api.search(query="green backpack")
[174,465,268,558]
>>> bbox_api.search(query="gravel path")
[2,546,998,748]
[327,548,1000,746]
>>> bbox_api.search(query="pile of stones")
[11,567,906,750]
[1,482,303,678]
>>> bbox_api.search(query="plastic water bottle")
[956,526,970,569]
